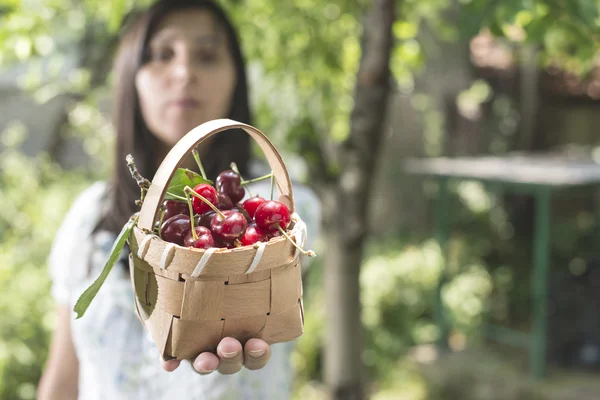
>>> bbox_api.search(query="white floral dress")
[48,178,320,400]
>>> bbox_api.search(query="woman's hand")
[162,337,271,375]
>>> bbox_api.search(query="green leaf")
[72,214,138,319]
[164,168,212,200]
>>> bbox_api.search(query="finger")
[192,352,219,375]
[243,338,271,370]
[162,359,181,372]
[216,337,243,375]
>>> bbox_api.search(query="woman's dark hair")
[96,0,252,235]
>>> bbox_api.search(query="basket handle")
[138,119,294,231]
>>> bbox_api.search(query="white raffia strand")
[137,235,154,260]
[190,247,217,278]
[159,243,176,269]
[245,242,267,274]
[290,213,307,260]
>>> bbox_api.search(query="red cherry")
[242,196,266,219]
[216,170,245,203]
[160,214,191,246]
[217,192,234,210]
[183,226,215,249]
[162,200,188,221]
[254,200,291,232]
[240,224,268,246]
[210,210,248,242]
[192,184,218,215]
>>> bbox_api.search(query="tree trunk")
[323,0,395,398]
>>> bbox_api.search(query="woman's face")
[135,9,236,147]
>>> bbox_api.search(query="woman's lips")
[170,98,200,108]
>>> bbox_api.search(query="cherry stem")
[184,186,226,219]
[192,148,207,180]
[184,190,198,241]
[241,172,273,186]
[167,192,187,201]
[276,225,316,257]
[126,154,151,202]
[231,162,252,197]
[270,172,275,200]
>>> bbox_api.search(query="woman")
[37,1,320,399]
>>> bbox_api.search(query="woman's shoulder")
[48,180,111,304]
[51,180,110,244]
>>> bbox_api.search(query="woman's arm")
[37,305,79,400]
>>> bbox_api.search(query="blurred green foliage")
[0,124,100,399]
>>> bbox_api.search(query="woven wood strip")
[130,227,297,276]
[270,259,302,314]
[262,302,304,343]
[144,305,174,359]
[154,267,181,282]
[180,280,225,321]
[221,280,271,319]
[222,315,268,345]
[132,261,150,306]
[228,268,271,285]
[155,274,184,317]
[171,318,224,359]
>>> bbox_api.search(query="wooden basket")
[127,119,306,361]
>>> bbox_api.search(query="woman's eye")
[197,50,218,64]
[151,48,174,62]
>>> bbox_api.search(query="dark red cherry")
[242,196,266,219]
[240,224,268,246]
[254,200,291,232]
[196,211,216,229]
[162,200,189,221]
[210,210,248,242]
[183,226,215,249]
[213,236,236,249]
[192,184,218,215]
[267,229,283,240]
[217,192,234,210]
[160,214,191,246]
[216,170,245,203]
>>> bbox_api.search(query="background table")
[403,152,600,379]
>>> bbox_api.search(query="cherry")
[254,200,291,232]
[183,226,215,249]
[240,224,268,246]
[196,211,216,229]
[160,214,191,246]
[216,169,245,203]
[213,237,236,249]
[217,192,234,210]
[235,205,253,222]
[242,196,266,219]
[162,200,189,221]
[267,229,282,240]
[210,210,248,242]
[192,184,218,215]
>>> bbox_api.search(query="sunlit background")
[2,0,600,399]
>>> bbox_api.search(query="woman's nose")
[171,54,196,83]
